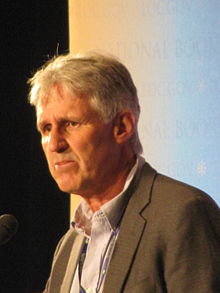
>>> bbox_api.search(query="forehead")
[36,84,97,123]
[38,83,78,106]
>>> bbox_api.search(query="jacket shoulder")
[153,173,218,208]
[142,171,220,233]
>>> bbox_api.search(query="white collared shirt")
[70,156,145,293]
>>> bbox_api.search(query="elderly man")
[28,53,220,293]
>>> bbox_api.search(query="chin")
[53,174,76,193]
[55,176,89,195]
[56,181,73,193]
[58,181,84,195]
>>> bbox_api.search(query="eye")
[40,124,52,134]
[66,121,80,128]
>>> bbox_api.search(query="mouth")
[54,160,76,170]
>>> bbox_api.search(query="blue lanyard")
[79,238,89,293]
[96,227,119,292]
[79,227,119,293]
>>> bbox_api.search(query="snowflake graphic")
[197,160,207,176]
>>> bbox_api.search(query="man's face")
[37,84,120,196]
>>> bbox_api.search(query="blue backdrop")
[146,0,220,205]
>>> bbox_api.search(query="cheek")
[69,135,94,156]
[41,135,50,145]
[41,135,50,154]
[41,144,48,160]
[41,142,53,169]
[83,136,114,165]
[68,138,101,171]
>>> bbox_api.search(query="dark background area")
[0,1,69,292]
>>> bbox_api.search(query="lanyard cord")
[79,238,89,293]
[78,227,119,293]
[96,227,119,292]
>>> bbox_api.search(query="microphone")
[0,214,19,245]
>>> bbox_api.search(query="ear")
[113,111,136,144]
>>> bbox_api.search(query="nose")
[48,128,69,153]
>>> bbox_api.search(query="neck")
[82,154,136,212]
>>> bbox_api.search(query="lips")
[54,160,76,170]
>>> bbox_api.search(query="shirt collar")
[100,155,145,230]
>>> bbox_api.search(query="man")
[28,52,220,293]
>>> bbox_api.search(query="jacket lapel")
[46,229,85,293]
[60,233,85,293]
[103,163,156,293]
